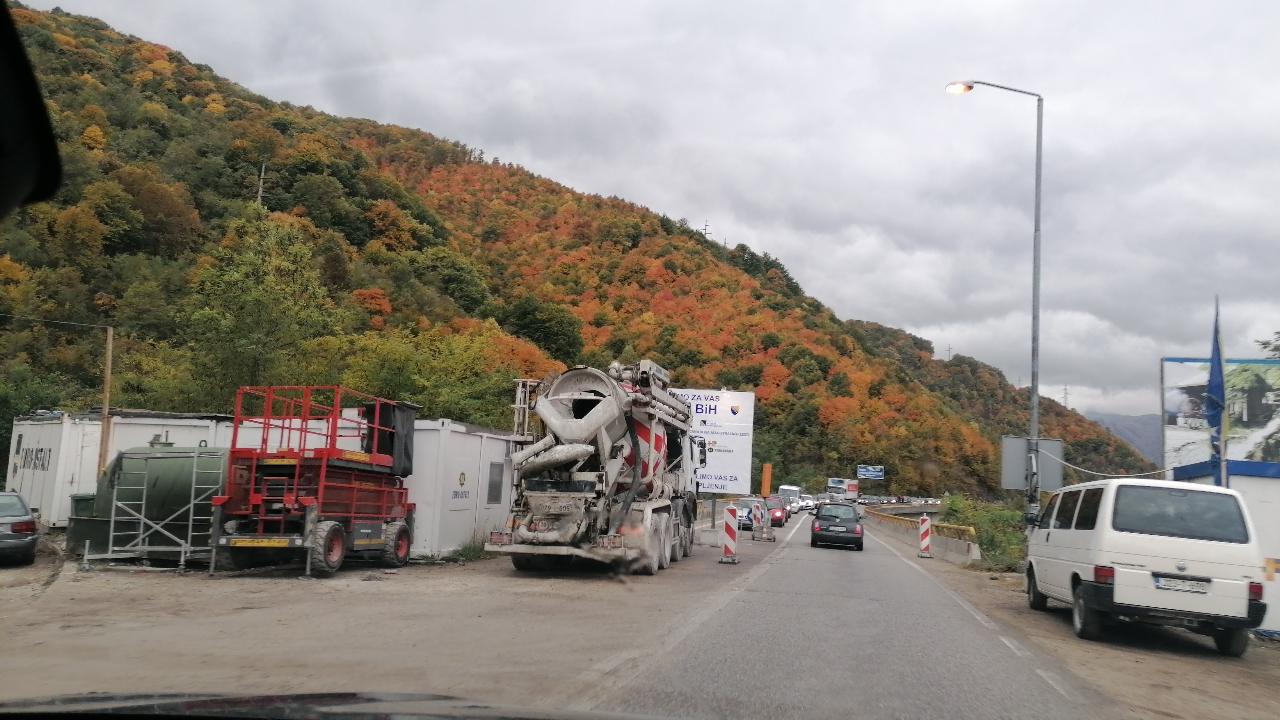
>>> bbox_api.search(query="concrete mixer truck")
[485,360,706,574]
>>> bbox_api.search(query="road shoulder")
[867,526,1280,720]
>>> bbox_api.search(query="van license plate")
[1155,577,1208,594]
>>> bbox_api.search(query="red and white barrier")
[720,506,739,564]
[918,514,933,558]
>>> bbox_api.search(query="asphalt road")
[587,518,1110,720]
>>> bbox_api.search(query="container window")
[1054,490,1080,529]
[486,462,504,505]
[1073,488,1103,530]
[1112,485,1248,543]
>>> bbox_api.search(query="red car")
[764,496,787,527]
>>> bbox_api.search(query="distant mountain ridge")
[1084,412,1162,466]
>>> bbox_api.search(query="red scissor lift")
[210,386,417,577]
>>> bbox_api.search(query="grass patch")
[940,495,1026,572]
[446,541,495,563]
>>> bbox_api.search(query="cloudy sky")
[30,1,1280,414]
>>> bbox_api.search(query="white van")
[1026,478,1267,656]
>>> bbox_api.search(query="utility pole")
[1062,385,1069,408]
[946,344,953,361]
[97,326,114,474]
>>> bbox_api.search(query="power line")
[1036,447,1171,478]
[0,311,110,327]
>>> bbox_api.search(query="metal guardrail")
[863,508,977,543]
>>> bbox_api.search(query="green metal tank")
[69,444,229,559]
[93,444,228,521]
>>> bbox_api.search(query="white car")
[1026,478,1266,656]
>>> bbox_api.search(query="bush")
[940,495,1026,571]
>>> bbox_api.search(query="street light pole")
[1029,94,1043,508]
[946,80,1044,507]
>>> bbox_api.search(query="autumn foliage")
[0,5,1153,494]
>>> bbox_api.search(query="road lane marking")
[865,528,996,629]
[1036,669,1078,701]
[560,515,807,712]
[999,635,1032,658]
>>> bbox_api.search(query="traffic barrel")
[918,513,933,558]
[720,505,739,564]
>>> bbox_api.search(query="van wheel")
[1027,568,1049,611]
[1072,584,1104,640]
[1213,628,1249,657]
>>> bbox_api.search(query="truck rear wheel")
[309,521,345,578]
[668,516,681,564]
[633,522,660,576]
[380,521,410,567]
[657,515,672,570]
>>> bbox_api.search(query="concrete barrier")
[862,508,982,568]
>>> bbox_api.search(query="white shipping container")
[405,419,515,558]
[7,412,231,527]
[8,411,517,552]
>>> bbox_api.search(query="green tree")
[81,180,144,254]
[498,296,583,364]
[415,247,491,313]
[287,174,364,242]
[184,210,335,406]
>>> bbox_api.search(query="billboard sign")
[1162,358,1280,468]
[856,465,884,480]
[671,389,755,495]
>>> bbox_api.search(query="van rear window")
[1112,486,1248,544]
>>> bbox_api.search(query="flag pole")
[1216,296,1229,488]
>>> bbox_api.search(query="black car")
[811,502,863,550]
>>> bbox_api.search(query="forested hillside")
[0,4,1152,493]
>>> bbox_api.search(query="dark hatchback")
[811,502,863,550]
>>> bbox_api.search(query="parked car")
[732,498,761,530]
[0,492,39,565]
[1026,478,1266,657]
[764,497,787,527]
[810,502,863,551]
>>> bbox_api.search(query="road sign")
[1000,436,1064,491]
[671,389,755,495]
[856,465,884,480]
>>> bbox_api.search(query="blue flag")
[1205,298,1226,484]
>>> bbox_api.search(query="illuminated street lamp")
[947,79,1044,506]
